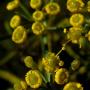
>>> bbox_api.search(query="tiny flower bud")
[12,26,27,44]
[67,27,82,44]
[70,13,84,27]
[67,0,84,13]
[45,2,60,15]
[33,10,44,21]
[71,59,80,71]
[55,68,69,85]
[32,22,45,35]
[24,56,36,69]
[6,0,19,11]
[10,15,21,28]
[30,0,42,9]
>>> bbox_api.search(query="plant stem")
[56,40,71,56]
[0,70,21,84]
[0,51,17,66]
[4,21,13,35]
[47,33,52,52]
[65,45,80,59]
[19,3,32,21]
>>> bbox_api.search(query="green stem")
[4,21,13,35]
[47,72,51,83]
[0,70,21,84]
[40,36,45,56]
[14,11,30,22]
[65,45,80,59]
[0,51,17,66]
[47,33,52,52]
[19,3,32,21]
[56,40,71,56]
[40,73,48,84]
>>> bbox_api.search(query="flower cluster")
[5,0,90,90]
[42,52,60,73]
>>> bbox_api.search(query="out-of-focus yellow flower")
[24,56,36,69]
[25,70,42,88]
[70,13,84,26]
[67,0,85,13]
[12,26,27,44]
[14,81,27,90]
[6,0,20,11]
[63,82,83,90]
[67,27,82,44]
[59,60,64,67]
[33,11,44,21]
[42,52,60,73]
[30,0,42,9]
[64,28,67,33]
[55,68,69,85]
[32,22,45,35]
[87,1,90,12]
[79,66,86,74]
[79,37,87,48]
[20,81,27,90]
[71,59,80,71]
[38,60,44,72]
[45,2,60,15]
[10,15,21,28]
[85,31,90,41]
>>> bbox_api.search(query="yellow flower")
[55,68,69,85]
[12,26,27,44]
[67,0,84,13]
[14,81,27,90]
[42,52,60,73]
[6,0,20,11]
[33,11,44,21]
[25,70,42,88]
[63,82,83,90]
[79,66,86,74]
[20,81,27,90]
[32,22,45,35]
[59,60,64,67]
[24,56,36,69]
[71,59,80,71]
[30,0,42,9]
[67,27,82,44]
[38,60,44,72]
[10,15,21,28]
[70,13,84,27]
[79,37,87,48]
[45,2,60,15]
[85,31,90,41]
